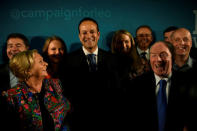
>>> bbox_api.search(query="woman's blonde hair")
[42,36,67,55]
[111,30,143,71]
[111,30,135,54]
[9,49,38,81]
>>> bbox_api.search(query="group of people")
[0,17,197,131]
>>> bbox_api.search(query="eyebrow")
[7,42,23,45]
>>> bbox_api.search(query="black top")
[37,87,55,131]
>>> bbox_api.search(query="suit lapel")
[79,48,89,71]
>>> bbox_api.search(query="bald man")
[171,28,197,72]
[123,41,189,131]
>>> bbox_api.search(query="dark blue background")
[1,0,197,64]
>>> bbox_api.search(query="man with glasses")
[135,25,154,60]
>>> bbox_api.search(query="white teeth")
[155,64,164,68]
[177,46,186,50]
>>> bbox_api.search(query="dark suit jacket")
[122,71,187,131]
[177,68,197,131]
[0,64,11,92]
[0,64,15,130]
[61,48,121,130]
[190,47,197,60]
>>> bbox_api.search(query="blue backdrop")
[1,0,197,64]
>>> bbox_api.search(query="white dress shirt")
[9,70,18,88]
[82,46,98,65]
[155,73,172,103]
[137,47,150,60]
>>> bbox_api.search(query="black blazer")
[0,64,18,130]
[0,64,11,93]
[122,71,187,131]
[62,48,121,130]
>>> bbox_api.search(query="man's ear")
[97,31,100,39]
[78,33,82,41]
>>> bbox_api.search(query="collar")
[173,56,193,71]
[137,47,149,55]
[82,46,98,56]
[154,73,172,86]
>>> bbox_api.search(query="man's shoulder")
[98,48,111,55]
[0,63,8,69]
[68,48,84,57]
[98,48,116,61]
[190,47,197,60]
[0,63,9,74]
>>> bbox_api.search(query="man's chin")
[156,70,168,77]
[176,52,187,56]
[87,46,93,49]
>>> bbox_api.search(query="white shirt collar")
[82,46,98,56]
[137,46,149,55]
[154,73,172,86]
[137,47,150,59]
[155,73,172,102]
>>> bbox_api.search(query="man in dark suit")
[0,33,29,130]
[62,17,120,130]
[123,41,188,131]
[135,25,154,60]
[0,33,29,92]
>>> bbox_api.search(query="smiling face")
[136,27,153,51]
[119,34,132,54]
[79,20,100,53]
[47,40,65,64]
[29,52,48,79]
[150,42,172,78]
[171,28,192,57]
[7,38,28,59]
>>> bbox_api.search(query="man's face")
[150,42,172,78]
[136,27,153,51]
[7,38,28,59]
[171,29,192,57]
[79,20,100,52]
[164,31,174,43]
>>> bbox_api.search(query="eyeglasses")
[173,37,191,43]
[137,34,152,38]
[150,52,169,59]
